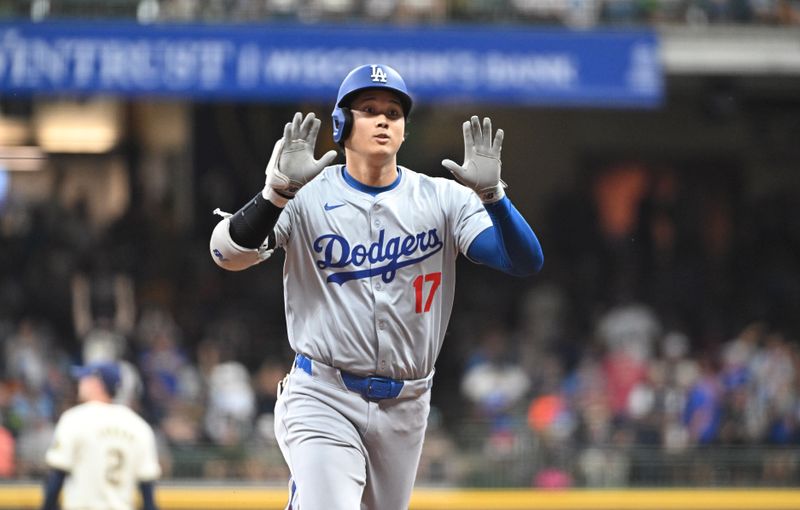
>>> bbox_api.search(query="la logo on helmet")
[370,65,388,83]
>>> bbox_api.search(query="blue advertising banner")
[0,22,662,107]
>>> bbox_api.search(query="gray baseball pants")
[274,359,432,510]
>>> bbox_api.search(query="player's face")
[346,89,405,159]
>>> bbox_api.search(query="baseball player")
[209,63,543,509]
[40,362,161,510]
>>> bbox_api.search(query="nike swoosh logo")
[324,203,346,211]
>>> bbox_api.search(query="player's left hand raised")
[265,112,337,206]
[442,116,506,203]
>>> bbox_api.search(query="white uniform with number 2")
[45,402,161,510]
[273,163,491,509]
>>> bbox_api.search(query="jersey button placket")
[376,311,390,372]
[371,199,391,375]
[372,204,383,292]
[372,203,381,228]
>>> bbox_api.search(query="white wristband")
[262,186,290,208]
[479,181,506,204]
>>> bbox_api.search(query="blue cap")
[71,361,121,397]
[332,64,413,143]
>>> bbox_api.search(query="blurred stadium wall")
[1,484,800,509]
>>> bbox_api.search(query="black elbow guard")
[228,192,283,249]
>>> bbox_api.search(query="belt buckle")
[365,376,395,400]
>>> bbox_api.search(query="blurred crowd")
[439,161,800,487]
[0,183,295,480]
[0,154,798,486]
[2,0,799,26]
[455,305,800,487]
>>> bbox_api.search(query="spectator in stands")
[136,308,194,424]
[461,326,531,427]
[0,419,14,478]
[683,356,723,445]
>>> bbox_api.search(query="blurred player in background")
[209,63,543,509]
[40,362,161,510]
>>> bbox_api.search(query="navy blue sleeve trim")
[466,197,543,276]
[41,469,66,510]
[139,481,159,510]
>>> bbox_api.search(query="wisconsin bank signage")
[0,22,662,107]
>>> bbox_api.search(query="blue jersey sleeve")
[466,197,543,276]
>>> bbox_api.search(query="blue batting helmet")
[71,361,121,397]
[332,64,413,144]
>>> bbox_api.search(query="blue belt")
[295,353,404,401]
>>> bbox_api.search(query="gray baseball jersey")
[272,164,491,509]
[45,402,161,510]
[273,164,492,380]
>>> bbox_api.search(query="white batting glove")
[442,116,506,204]
[263,112,337,207]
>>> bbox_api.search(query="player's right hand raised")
[263,112,337,207]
